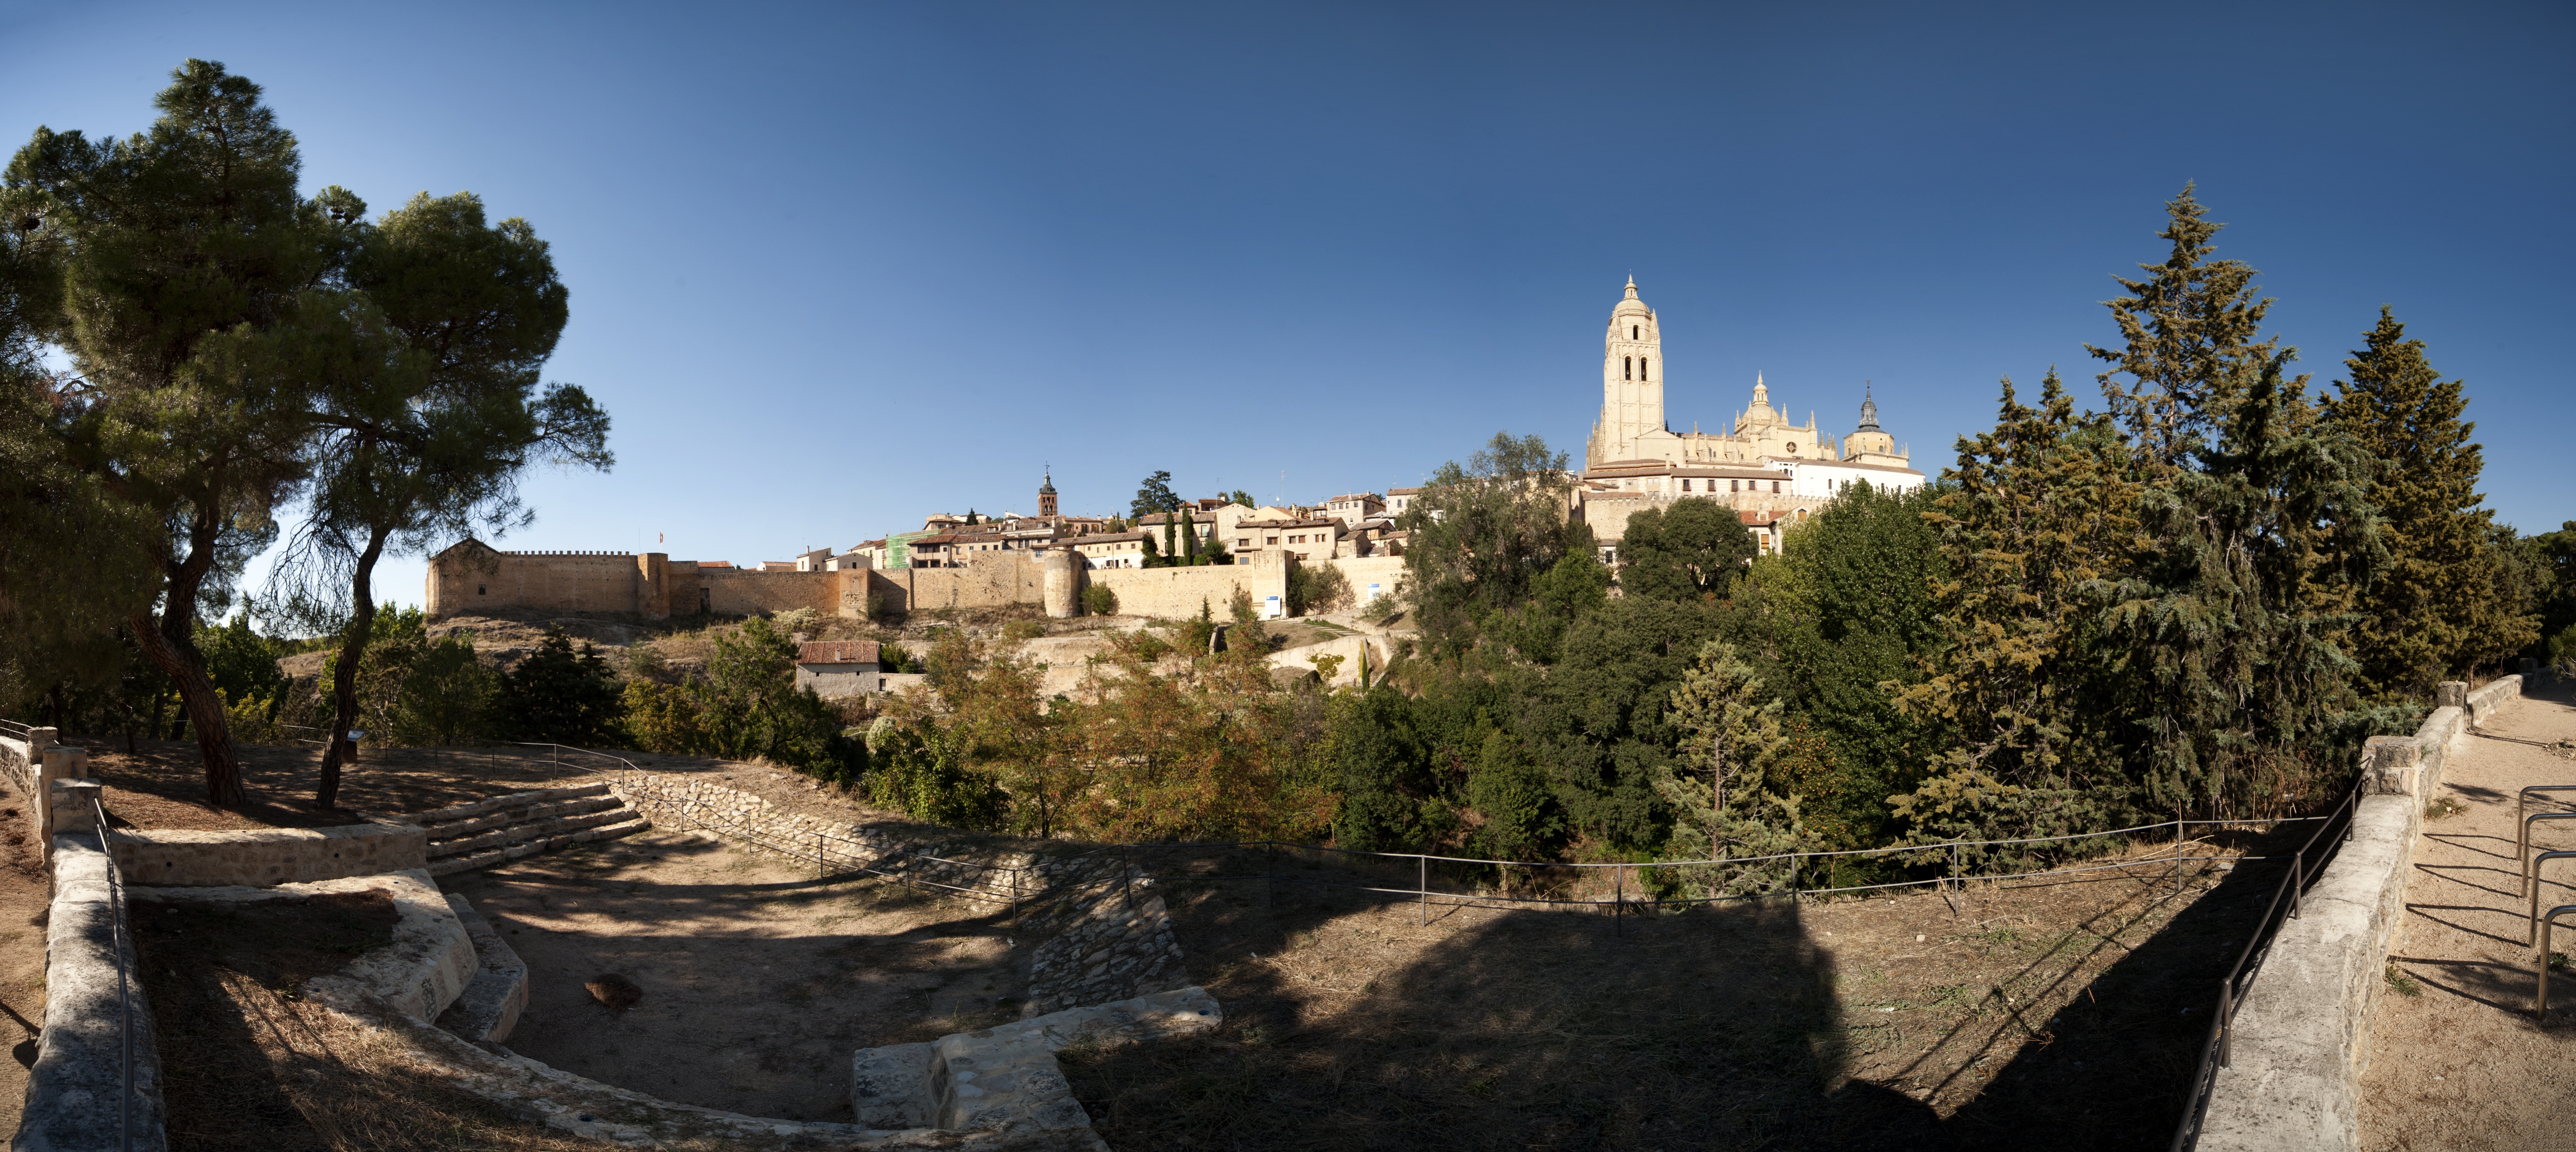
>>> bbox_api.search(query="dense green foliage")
[0,60,607,807]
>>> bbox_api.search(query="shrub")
[499,628,625,746]
[1287,562,1352,616]
[1081,582,1118,616]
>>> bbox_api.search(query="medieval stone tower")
[1038,469,1059,518]
[1586,277,1665,468]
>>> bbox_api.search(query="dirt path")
[2360,678,2576,1152]
[0,781,51,1138]
[444,829,1026,1123]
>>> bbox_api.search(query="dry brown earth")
[2360,678,2576,1152]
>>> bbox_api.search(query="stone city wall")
[874,554,1048,617]
[1320,556,1407,611]
[700,567,851,617]
[108,817,429,888]
[428,548,650,619]
[1085,552,1289,620]
[2197,675,2521,1152]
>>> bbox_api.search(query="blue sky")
[4,1,2569,614]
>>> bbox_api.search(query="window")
[1623,356,1632,380]
[1641,358,1649,382]
[1771,481,1781,494]
[1730,479,1739,493]
[1266,536,1279,545]
[1238,537,1250,548]
[477,584,486,595]
[1681,479,1692,492]
[1631,325,1639,340]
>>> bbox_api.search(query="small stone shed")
[793,640,881,699]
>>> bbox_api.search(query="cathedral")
[1582,277,1909,472]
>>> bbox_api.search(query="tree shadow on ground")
[1061,869,1940,1151]
[1056,825,2329,1152]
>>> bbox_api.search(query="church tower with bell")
[1586,277,1666,469]
[1037,468,1059,519]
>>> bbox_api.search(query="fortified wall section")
[1084,552,1290,620]
[429,538,1403,623]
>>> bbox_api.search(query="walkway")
[2359,677,2576,1152]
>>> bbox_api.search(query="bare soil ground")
[446,828,1026,1122]
[127,878,626,1152]
[0,779,55,1138]
[2360,677,2576,1152]
[1062,837,2291,1151]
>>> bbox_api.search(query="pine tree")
[2322,307,2537,695]
[2086,187,2385,820]
[1893,371,2139,847]
[1654,641,1808,895]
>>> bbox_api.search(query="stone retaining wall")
[597,768,1191,1012]
[108,817,428,888]
[18,826,169,1152]
[2197,676,2520,1152]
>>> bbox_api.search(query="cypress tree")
[1893,370,2140,845]
[2085,186,2385,820]
[2322,308,2537,696]
[1162,512,1177,568]
[1179,507,1200,566]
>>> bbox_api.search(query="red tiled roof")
[797,641,880,665]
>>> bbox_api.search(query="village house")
[1233,515,1345,560]
[1069,530,1153,568]
[1324,492,1385,527]
[794,640,881,699]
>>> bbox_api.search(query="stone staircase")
[412,782,651,877]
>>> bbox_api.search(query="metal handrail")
[90,795,135,1152]
[2166,774,2366,1152]
[2539,904,2576,1021]
[2522,811,2576,896]
[2530,850,2576,945]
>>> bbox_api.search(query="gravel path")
[2360,677,2576,1152]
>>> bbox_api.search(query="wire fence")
[2165,775,2367,1152]
[496,741,2312,932]
[89,793,140,1152]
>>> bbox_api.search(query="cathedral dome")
[1613,275,1652,317]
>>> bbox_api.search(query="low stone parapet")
[18,829,169,1152]
[109,818,427,888]
[2196,676,2520,1151]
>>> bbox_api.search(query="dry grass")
[1061,839,2288,1151]
[133,890,570,1152]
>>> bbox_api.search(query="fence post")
[1614,864,1623,936]
[816,829,825,881]
[2218,978,2234,1067]
[1418,855,1427,927]
[2291,853,2303,920]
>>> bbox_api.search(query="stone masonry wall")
[596,768,1189,1013]
[872,555,1048,617]
[1087,555,1288,620]
[109,818,428,888]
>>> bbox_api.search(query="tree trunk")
[317,528,390,810]
[130,508,245,807]
[129,614,245,806]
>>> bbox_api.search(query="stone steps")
[426,817,652,877]
[435,894,528,1044]
[409,782,651,877]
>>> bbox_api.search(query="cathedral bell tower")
[1037,468,1059,518]
[1585,277,1664,469]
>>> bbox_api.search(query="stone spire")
[1857,382,1881,432]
